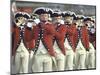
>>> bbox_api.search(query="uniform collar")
[64,22,71,26]
[39,21,51,25]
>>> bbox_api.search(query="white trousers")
[14,42,29,74]
[85,43,96,69]
[75,49,86,69]
[32,53,52,72]
[53,41,65,71]
[65,49,74,70]
[28,51,34,73]
[54,53,65,71]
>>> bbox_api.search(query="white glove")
[34,19,40,24]
[60,20,64,24]
[90,28,95,34]
[27,22,33,27]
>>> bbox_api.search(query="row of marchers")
[11,7,96,74]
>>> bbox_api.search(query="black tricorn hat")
[73,16,77,20]
[14,12,23,19]
[62,11,75,17]
[33,7,53,15]
[76,15,85,20]
[62,11,77,20]
[51,9,62,17]
[23,12,30,19]
[83,17,91,22]
[91,19,95,23]
[15,12,30,19]
[71,12,77,19]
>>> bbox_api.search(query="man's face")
[85,20,95,30]
[39,13,49,22]
[64,16,73,24]
[54,16,62,23]
[76,19,83,26]
[84,20,91,27]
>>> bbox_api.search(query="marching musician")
[51,9,66,71]
[62,11,77,70]
[32,7,56,72]
[12,12,35,73]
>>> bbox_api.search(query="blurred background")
[11,0,96,19]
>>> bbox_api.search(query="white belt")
[16,40,27,52]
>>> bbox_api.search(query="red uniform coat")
[75,25,89,51]
[54,24,68,55]
[54,23,78,54]
[33,22,56,56]
[65,24,78,52]
[12,24,35,56]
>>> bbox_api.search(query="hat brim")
[23,14,30,19]
[62,13,73,17]
[34,9,52,15]
[76,17,84,20]
[84,18,91,22]
[15,13,23,19]
[51,13,62,17]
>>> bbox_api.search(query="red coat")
[33,22,56,56]
[54,24,68,55]
[66,24,78,52]
[75,26,89,51]
[12,24,35,56]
